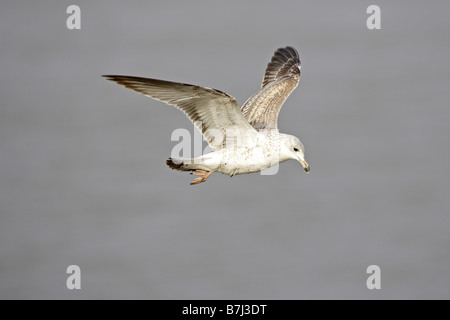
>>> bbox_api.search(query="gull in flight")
[103,46,309,185]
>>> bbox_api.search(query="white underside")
[178,131,292,176]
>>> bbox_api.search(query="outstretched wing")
[103,76,257,150]
[241,47,301,130]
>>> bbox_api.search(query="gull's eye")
[293,147,299,152]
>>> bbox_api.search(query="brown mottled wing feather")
[103,75,257,149]
[241,47,301,130]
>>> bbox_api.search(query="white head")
[280,134,310,173]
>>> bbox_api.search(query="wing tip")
[274,46,299,59]
[102,75,124,81]
[261,46,301,88]
[102,75,123,85]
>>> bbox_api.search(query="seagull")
[103,46,309,185]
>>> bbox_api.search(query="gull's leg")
[191,170,209,176]
[190,170,215,185]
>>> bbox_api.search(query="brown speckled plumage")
[241,47,301,130]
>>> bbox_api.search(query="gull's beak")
[298,158,310,173]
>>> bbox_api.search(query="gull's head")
[282,135,309,173]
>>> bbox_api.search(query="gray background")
[1,0,449,299]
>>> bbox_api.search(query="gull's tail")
[166,158,195,172]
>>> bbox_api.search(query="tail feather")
[166,158,194,172]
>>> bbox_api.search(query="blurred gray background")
[1,0,449,299]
